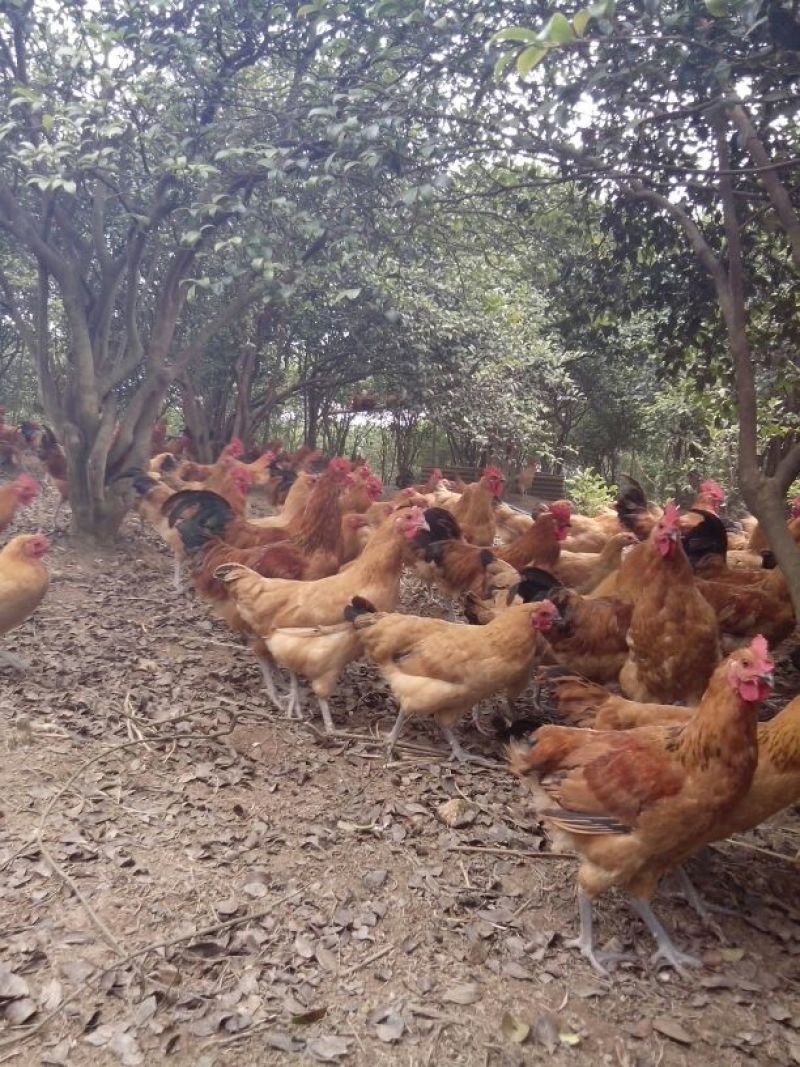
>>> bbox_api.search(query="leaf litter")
[0,488,799,1064]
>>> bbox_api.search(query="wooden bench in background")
[419,464,480,484]
[419,466,565,502]
[525,473,566,502]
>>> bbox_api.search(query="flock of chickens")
[2,417,800,979]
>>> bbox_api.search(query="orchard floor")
[1,486,800,1067]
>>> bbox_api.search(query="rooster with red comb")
[618,502,721,704]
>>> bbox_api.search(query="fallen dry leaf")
[374,1011,405,1043]
[0,967,29,1000]
[291,1007,327,1026]
[440,982,481,1005]
[652,1017,694,1045]
[437,798,477,828]
[306,1034,351,1061]
[4,997,38,1025]
[501,1011,530,1045]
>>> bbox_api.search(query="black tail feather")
[516,566,563,603]
[682,508,728,568]
[414,507,462,548]
[344,595,376,622]
[160,490,235,554]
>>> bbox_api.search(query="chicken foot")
[565,889,629,976]
[628,896,702,975]
[672,866,734,935]
[385,710,497,767]
[440,726,498,767]
[257,657,287,709]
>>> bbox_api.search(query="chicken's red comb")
[750,634,774,672]
[549,499,573,520]
[15,474,39,494]
[662,502,680,528]
[700,479,725,501]
[791,496,800,518]
[483,465,505,480]
[329,457,352,474]
[233,466,254,490]
[228,437,244,457]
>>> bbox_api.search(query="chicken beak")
[761,671,775,688]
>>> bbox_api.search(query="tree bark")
[712,110,800,617]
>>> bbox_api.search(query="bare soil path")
[1,489,799,1066]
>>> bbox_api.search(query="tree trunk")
[711,110,800,621]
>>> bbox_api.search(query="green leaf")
[517,44,548,75]
[41,114,54,133]
[704,0,732,15]
[297,2,320,16]
[588,0,616,17]
[538,12,577,43]
[493,49,517,79]
[490,27,540,44]
[573,9,592,36]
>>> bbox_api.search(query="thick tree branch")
[728,103,800,273]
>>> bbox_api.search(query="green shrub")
[565,468,618,516]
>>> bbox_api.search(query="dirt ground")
[1,487,800,1067]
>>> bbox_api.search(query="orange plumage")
[213,508,430,731]
[496,504,571,571]
[0,475,39,535]
[444,466,505,546]
[618,504,720,703]
[348,598,560,761]
[509,637,773,973]
[0,533,50,670]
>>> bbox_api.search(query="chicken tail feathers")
[682,509,728,569]
[213,562,254,584]
[541,809,629,836]
[532,666,609,726]
[516,566,562,603]
[162,490,235,555]
[344,595,378,624]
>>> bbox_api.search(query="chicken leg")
[284,672,304,720]
[440,725,496,767]
[628,897,702,975]
[565,889,621,976]
[257,657,284,708]
[672,866,734,934]
[317,697,335,734]
[384,709,406,760]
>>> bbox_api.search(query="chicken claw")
[628,897,702,976]
[673,867,732,937]
[470,706,498,737]
[565,890,626,976]
[441,726,497,768]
